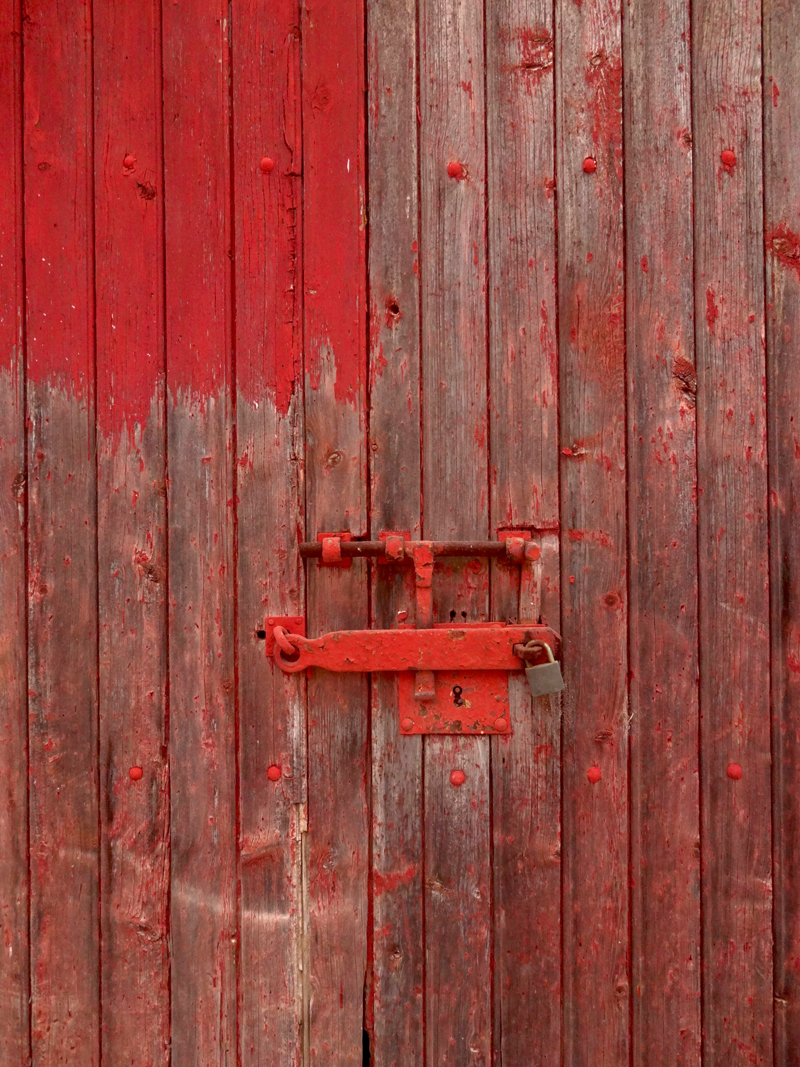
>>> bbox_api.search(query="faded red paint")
[585,51,623,175]
[706,287,719,331]
[767,223,800,278]
[516,26,554,81]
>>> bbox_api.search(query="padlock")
[525,643,565,697]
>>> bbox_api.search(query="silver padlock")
[525,642,565,698]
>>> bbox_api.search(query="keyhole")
[452,685,465,707]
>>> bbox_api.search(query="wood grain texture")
[367,0,424,1063]
[302,2,369,1063]
[0,2,28,1061]
[555,1,629,1064]
[94,2,170,1063]
[692,3,772,1064]
[486,1,561,1063]
[623,2,701,1063]
[765,2,800,1060]
[233,2,305,1063]
[162,0,237,1062]
[23,3,100,1062]
[419,0,491,1063]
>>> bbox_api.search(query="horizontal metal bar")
[299,540,515,559]
[273,624,560,673]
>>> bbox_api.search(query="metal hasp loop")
[272,534,564,735]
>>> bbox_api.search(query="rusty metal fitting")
[273,625,299,655]
[321,536,342,564]
[504,536,526,562]
[524,540,541,561]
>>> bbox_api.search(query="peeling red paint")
[515,26,554,82]
[767,223,800,278]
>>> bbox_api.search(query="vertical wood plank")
[367,0,423,1061]
[162,0,237,1061]
[94,1,170,1062]
[419,0,491,1064]
[486,0,561,1062]
[23,3,100,1063]
[623,2,701,1063]
[555,0,629,1064]
[0,1,29,1061]
[233,2,305,1063]
[487,1,560,1062]
[693,3,772,1063]
[765,1,800,1059]
[302,1,369,1062]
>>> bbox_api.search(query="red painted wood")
[693,3,772,1063]
[556,0,629,1063]
[233,1,305,1062]
[419,0,492,1062]
[486,0,561,1060]
[367,0,423,1060]
[94,3,170,1063]
[765,3,800,1059]
[624,2,701,1062]
[23,3,100,1062]
[302,1,369,1062]
[0,3,29,1062]
[162,0,237,1061]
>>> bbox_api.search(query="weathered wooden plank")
[302,2,369,1062]
[23,3,100,1063]
[0,2,28,1062]
[419,0,492,1064]
[367,0,423,1061]
[93,2,170,1063]
[765,2,800,1059]
[623,2,701,1063]
[692,3,772,1064]
[233,2,305,1063]
[486,1,561,1063]
[162,1,237,1061]
[555,0,629,1063]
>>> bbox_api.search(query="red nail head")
[494,717,509,732]
[123,154,136,169]
[727,762,743,780]
[401,716,415,732]
[129,766,143,781]
[447,160,464,180]
[450,769,466,787]
[260,156,275,174]
[587,765,602,784]
[267,765,282,781]
[582,157,597,174]
[721,149,736,169]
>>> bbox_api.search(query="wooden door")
[2,0,799,1065]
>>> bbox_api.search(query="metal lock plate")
[398,670,511,735]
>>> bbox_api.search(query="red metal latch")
[271,534,562,736]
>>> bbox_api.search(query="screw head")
[401,716,415,732]
[129,766,143,781]
[582,157,597,174]
[721,149,737,169]
[267,765,281,782]
[727,762,743,780]
[260,156,275,174]
[447,160,464,180]
[123,154,136,169]
[587,765,602,784]
[450,769,466,787]
[493,717,509,732]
